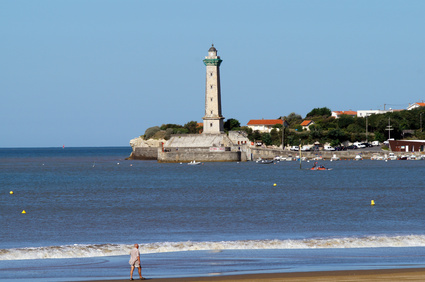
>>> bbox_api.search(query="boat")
[330,154,340,161]
[256,159,274,164]
[311,167,331,171]
[354,154,363,161]
[398,155,408,160]
[310,162,332,171]
[371,154,384,160]
[274,156,286,161]
[188,160,201,165]
[388,152,397,160]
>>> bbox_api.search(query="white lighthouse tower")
[202,44,224,134]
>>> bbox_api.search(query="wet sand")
[81,268,425,281]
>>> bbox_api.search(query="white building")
[357,110,389,118]
[247,119,284,133]
[407,102,425,111]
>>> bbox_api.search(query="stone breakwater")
[251,148,420,160]
[128,141,411,162]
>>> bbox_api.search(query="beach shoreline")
[79,268,425,281]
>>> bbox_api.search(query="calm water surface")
[1,147,425,281]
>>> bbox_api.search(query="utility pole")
[420,113,423,132]
[386,117,393,140]
[365,116,368,143]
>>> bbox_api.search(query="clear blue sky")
[1,0,424,147]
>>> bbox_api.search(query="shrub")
[144,126,161,140]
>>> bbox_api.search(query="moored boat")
[354,154,363,161]
[330,154,340,161]
[256,159,274,164]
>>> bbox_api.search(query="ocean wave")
[2,235,425,261]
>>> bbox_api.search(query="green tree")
[160,124,183,130]
[306,107,332,118]
[270,128,282,146]
[144,126,161,139]
[346,123,363,133]
[327,129,348,143]
[224,118,241,131]
[337,115,355,129]
[164,128,174,140]
[184,121,200,134]
[308,124,323,140]
[252,130,262,142]
[261,133,272,145]
[285,112,303,128]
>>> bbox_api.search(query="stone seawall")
[251,148,389,160]
[128,147,158,160]
[158,147,241,163]
[128,145,403,162]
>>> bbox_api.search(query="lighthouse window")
[211,111,213,114]
[210,98,213,101]
[210,123,213,127]
[210,72,213,76]
[210,85,213,89]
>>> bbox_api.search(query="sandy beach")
[80,268,425,282]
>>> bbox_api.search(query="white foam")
[1,235,425,261]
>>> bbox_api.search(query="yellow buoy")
[22,210,26,214]
[371,200,375,206]
[10,191,14,195]
[273,183,277,186]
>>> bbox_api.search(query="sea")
[1,147,425,281]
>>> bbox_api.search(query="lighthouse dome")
[208,44,217,52]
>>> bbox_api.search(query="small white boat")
[256,159,274,164]
[388,153,397,160]
[188,160,201,165]
[330,154,340,161]
[354,154,363,161]
[371,154,384,160]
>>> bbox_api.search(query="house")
[407,102,425,111]
[331,111,357,119]
[300,120,315,131]
[357,110,389,118]
[247,119,284,133]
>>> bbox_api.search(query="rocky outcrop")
[130,137,165,149]
[128,137,165,160]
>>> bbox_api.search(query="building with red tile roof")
[407,102,425,111]
[247,119,283,133]
[332,111,357,119]
[300,120,315,130]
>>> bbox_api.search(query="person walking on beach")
[129,243,144,280]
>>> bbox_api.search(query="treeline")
[142,107,425,146]
[142,119,242,140]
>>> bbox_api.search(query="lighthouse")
[203,44,224,134]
